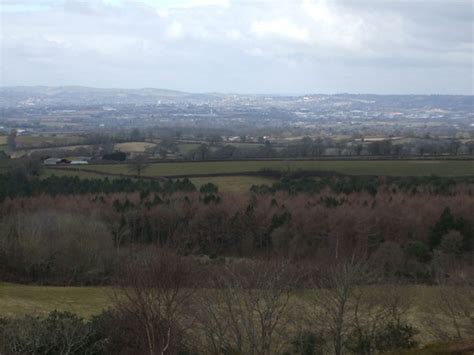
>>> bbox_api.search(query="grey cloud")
[1,0,472,94]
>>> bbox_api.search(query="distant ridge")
[0,86,472,109]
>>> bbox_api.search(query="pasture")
[63,159,474,177]
[15,134,85,148]
[114,141,157,153]
[0,283,441,320]
[177,143,201,154]
[0,283,109,319]
[43,169,275,192]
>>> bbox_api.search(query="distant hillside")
[0,86,222,107]
[0,86,472,110]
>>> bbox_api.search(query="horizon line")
[1,85,473,97]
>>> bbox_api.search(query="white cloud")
[165,21,184,39]
[1,0,472,94]
[251,19,310,42]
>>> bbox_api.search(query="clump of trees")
[0,174,196,200]
[0,210,114,284]
[0,177,473,284]
[251,174,473,196]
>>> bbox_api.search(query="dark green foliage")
[374,322,419,352]
[430,207,456,249]
[102,151,126,161]
[405,241,432,263]
[320,196,343,208]
[113,198,135,212]
[429,207,473,251]
[0,174,196,200]
[290,331,325,355]
[270,211,292,230]
[199,182,219,194]
[346,322,418,354]
[345,328,374,354]
[201,193,221,204]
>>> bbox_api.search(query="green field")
[43,169,274,192]
[15,134,85,148]
[0,283,436,320]
[0,283,110,318]
[177,143,201,154]
[43,169,275,192]
[226,142,265,148]
[62,160,474,177]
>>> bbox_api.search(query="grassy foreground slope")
[62,160,474,177]
[1,283,472,351]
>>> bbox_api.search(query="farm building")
[44,158,61,165]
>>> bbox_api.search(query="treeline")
[0,254,472,355]
[184,137,474,161]
[251,174,474,196]
[0,174,196,200]
[0,184,473,284]
[1,171,473,202]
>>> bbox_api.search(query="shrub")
[0,311,106,355]
[374,322,419,352]
[199,182,219,194]
[291,331,325,355]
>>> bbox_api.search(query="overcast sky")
[1,0,473,94]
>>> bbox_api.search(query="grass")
[114,142,157,153]
[395,341,474,354]
[226,142,264,148]
[0,283,110,319]
[177,143,201,154]
[0,136,7,145]
[16,135,85,148]
[0,283,452,321]
[64,160,474,177]
[43,169,275,192]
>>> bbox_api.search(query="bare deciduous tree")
[195,260,298,355]
[423,272,474,341]
[306,259,375,355]
[113,249,196,355]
